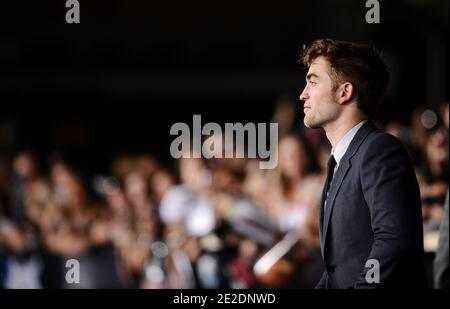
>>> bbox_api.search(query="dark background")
[0,0,448,175]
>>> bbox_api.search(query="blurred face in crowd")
[179,158,211,193]
[50,163,85,207]
[13,152,37,180]
[272,98,296,134]
[151,169,175,202]
[125,171,147,198]
[300,57,340,129]
[278,136,309,180]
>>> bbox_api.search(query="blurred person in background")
[150,168,176,206]
[272,95,299,138]
[244,131,325,288]
[37,158,123,288]
[434,192,449,289]
[421,180,448,233]
[265,133,322,234]
[38,161,93,258]
[158,155,220,288]
[433,101,449,289]
[410,107,430,150]
[0,151,45,288]
[416,104,448,274]
[159,156,213,233]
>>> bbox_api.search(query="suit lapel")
[319,176,327,251]
[321,159,351,256]
[320,121,378,257]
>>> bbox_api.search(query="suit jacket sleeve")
[434,192,449,289]
[353,134,422,288]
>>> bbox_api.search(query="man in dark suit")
[299,39,427,288]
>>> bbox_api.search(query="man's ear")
[336,82,354,105]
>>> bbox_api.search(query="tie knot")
[328,155,336,169]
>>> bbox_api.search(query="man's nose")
[299,87,308,102]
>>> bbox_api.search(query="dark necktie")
[322,155,337,215]
[325,155,337,196]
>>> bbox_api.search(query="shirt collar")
[331,120,367,165]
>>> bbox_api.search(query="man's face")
[299,57,340,129]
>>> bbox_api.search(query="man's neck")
[324,115,367,150]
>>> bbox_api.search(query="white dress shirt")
[331,120,368,173]
[324,120,367,210]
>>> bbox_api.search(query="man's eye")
[310,81,317,85]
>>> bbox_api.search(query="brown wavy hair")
[301,38,389,119]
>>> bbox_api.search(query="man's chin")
[304,119,321,129]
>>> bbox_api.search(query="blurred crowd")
[0,99,448,289]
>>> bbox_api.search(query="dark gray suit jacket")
[434,192,449,289]
[316,121,427,289]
